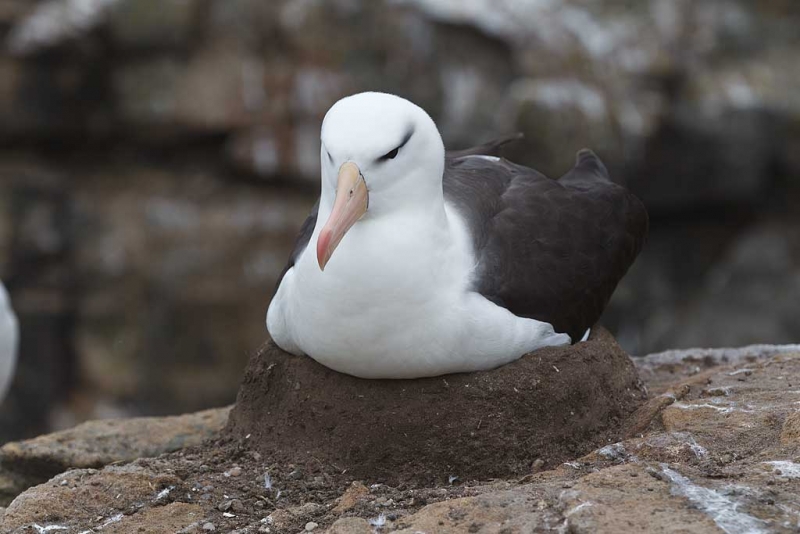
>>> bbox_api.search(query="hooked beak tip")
[316,230,330,271]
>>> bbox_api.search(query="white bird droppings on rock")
[154,486,173,502]
[99,513,124,528]
[33,526,68,533]
[762,460,800,478]
[369,514,387,528]
[661,465,768,534]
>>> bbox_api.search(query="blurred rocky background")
[0,0,797,443]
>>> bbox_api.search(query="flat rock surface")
[0,406,231,505]
[226,328,646,483]
[3,343,800,533]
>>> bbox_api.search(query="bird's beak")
[317,162,369,271]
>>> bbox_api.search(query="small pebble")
[227,467,243,477]
[60,480,68,486]
[218,500,233,512]
[646,467,665,481]
[305,522,318,531]
[202,523,216,532]
[298,503,323,515]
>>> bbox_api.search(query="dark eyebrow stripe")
[398,127,414,149]
[377,127,415,161]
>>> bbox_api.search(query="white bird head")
[316,92,445,270]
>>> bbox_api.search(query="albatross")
[267,92,647,379]
[0,281,18,403]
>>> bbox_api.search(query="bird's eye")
[379,147,400,161]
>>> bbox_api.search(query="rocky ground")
[1,339,800,533]
[0,407,231,506]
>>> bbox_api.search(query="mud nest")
[226,328,646,484]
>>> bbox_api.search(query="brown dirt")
[3,439,508,533]
[225,328,647,484]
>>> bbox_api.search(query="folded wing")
[444,147,648,341]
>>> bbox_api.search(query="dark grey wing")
[446,133,523,159]
[444,149,648,342]
[274,199,319,291]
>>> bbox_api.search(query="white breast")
[0,282,19,402]
[267,205,569,378]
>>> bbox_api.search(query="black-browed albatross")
[0,280,18,403]
[267,92,648,379]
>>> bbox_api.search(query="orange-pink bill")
[316,162,369,270]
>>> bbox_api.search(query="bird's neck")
[306,192,456,281]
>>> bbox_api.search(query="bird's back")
[444,148,648,341]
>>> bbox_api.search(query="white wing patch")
[466,155,501,162]
[580,328,591,343]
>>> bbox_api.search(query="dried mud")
[225,328,646,484]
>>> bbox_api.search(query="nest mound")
[226,328,645,484]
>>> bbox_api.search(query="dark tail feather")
[576,149,610,180]
[558,148,611,184]
[446,133,524,159]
